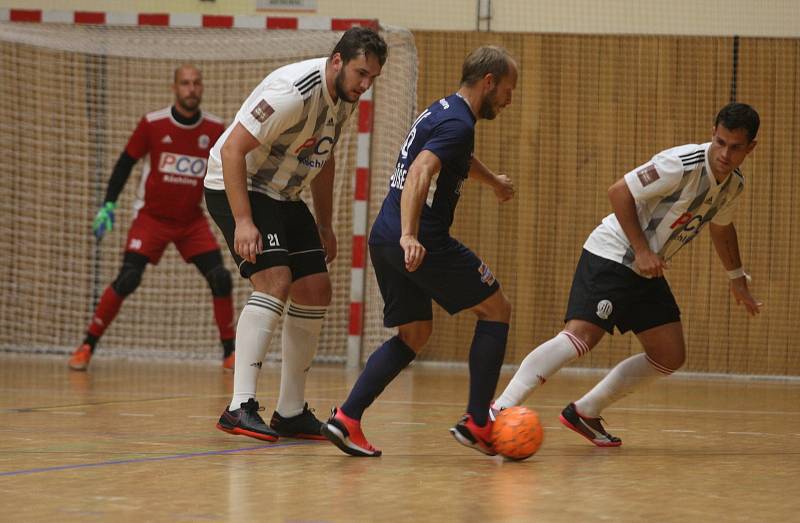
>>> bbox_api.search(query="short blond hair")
[460,46,515,86]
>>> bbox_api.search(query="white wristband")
[727,267,746,279]
[727,267,751,281]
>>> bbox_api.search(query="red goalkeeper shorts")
[123,210,220,264]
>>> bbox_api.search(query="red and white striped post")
[348,87,374,368]
[0,8,378,31]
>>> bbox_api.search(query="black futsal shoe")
[269,402,325,440]
[216,398,279,442]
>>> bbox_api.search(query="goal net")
[0,20,415,363]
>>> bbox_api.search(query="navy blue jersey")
[369,93,476,248]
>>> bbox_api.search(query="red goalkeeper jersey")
[126,107,224,223]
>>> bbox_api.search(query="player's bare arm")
[468,155,514,203]
[709,222,763,316]
[608,176,666,278]
[311,154,337,263]
[400,149,440,272]
[221,122,262,263]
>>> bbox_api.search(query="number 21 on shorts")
[264,233,280,247]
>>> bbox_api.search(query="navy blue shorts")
[369,240,500,328]
[565,249,681,334]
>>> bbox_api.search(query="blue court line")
[1,395,202,413]
[0,441,317,477]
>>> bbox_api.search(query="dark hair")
[331,26,388,67]
[715,102,760,142]
[460,45,515,86]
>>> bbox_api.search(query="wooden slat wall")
[407,31,799,376]
[736,38,800,376]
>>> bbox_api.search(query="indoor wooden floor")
[1,352,799,522]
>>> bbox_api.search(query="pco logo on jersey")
[295,135,334,155]
[158,152,207,178]
[670,211,705,245]
[295,135,334,169]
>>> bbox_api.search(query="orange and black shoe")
[216,398,279,442]
[450,413,497,456]
[321,407,382,457]
[68,343,93,371]
[559,402,622,447]
[269,402,325,440]
[222,351,235,372]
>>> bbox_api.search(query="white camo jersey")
[204,57,355,201]
[583,142,744,273]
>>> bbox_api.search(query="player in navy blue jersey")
[322,46,518,457]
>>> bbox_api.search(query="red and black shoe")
[321,407,381,457]
[450,414,497,456]
[216,398,279,442]
[559,402,622,447]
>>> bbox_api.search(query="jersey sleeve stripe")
[678,148,705,159]
[144,107,172,122]
[294,71,321,91]
[679,150,705,165]
[202,112,224,125]
[298,78,322,96]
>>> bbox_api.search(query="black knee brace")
[192,250,232,297]
[205,265,232,297]
[111,252,148,297]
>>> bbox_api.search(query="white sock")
[230,292,285,411]
[495,331,588,409]
[276,302,326,417]
[574,353,673,417]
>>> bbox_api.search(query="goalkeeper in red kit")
[69,65,235,371]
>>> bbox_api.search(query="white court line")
[364,399,800,418]
[726,431,768,436]
[610,406,800,417]
[119,413,155,417]
[50,411,86,416]
[662,429,697,433]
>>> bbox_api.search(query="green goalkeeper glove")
[92,201,117,240]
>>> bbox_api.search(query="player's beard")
[334,69,359,103]
[177,95,201,114]
[479,87,499,120]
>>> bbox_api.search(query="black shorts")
[205,189,327,280]
[369,239,500,328]
[565,249,681,334]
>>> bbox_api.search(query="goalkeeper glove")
[92,201,117,240]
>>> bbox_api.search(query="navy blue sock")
[341,336,417,420]
[467,320,509,426]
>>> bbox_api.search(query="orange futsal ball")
[491,406,544,460]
